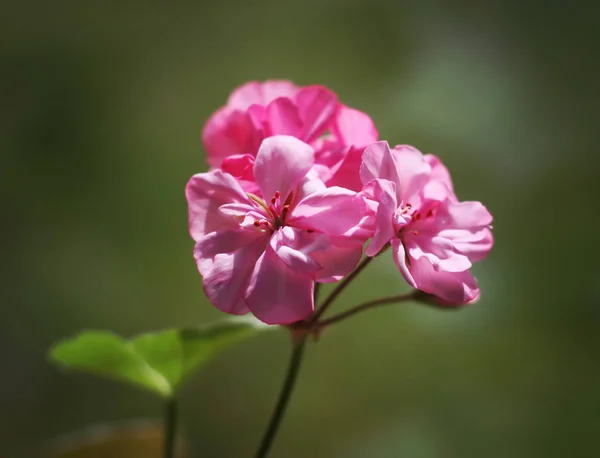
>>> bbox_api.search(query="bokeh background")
[3,1,600,457]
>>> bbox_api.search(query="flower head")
[361,141,494,305]
[186,135,367,324]
[202,80,377,190]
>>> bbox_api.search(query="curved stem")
[318,291,418,328]
[163,397,178,458]
[310,256,373,324]
[254,336,308,458]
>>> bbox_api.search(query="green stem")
[253,336,308,458]
[317,291,418,328]
[310,256,373,324]
[163,397,178,458]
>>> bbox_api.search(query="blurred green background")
[3,1,599,457]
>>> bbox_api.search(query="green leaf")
[49,316,271,398]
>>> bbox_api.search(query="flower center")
[247,191,293,232]
[395,202,437,238]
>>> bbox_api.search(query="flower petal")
[405,255,480,305]
[186,170,251,240]
[270,226,330,274]
[198,236,267,315]
[253,136,314,201]
[202,108,253,167]
[294,85,338,142]
[265,97,304,138]
[363,179,398,257]
[245,247,314,324]
[331,105,378,147]
[228,80,299,110]
[424,154,455,194]
[390,145,432,202]
[360,141,402,197]
[193,230,266,276]
[448,200,493,228]
[325,145,365,192]
[312,244,363,283]
[391,238,417,288]
[289,186,367,237]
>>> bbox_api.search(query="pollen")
[412,230,419,236]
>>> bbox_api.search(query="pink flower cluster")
[187,80,493,324]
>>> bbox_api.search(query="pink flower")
[361,142,494,305]
[186,135,367,324]
[202,80,377,190]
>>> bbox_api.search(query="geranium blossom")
[361,141,494,304]
[202,80,377,191]
[186,135,368,324]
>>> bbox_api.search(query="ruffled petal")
[265,97,304,138]
[391,238,417,288]
[289,186,366,237]
[186,170,251,240]
[245,247,314,324]
[390,145,432,202]
[253,136,314,202]
[228,80,299,110]
[294,85,338,142]
[331,105,378,147]
[360,141,402,199]
[424,154,455,194]
[198,236,267,315]
[270,226,330,274]
[405,255,480,305]
[363,179,398,257]
[312,244,363,283]
[202,108,253,167]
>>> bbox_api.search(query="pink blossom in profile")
[186,135,368,324]
[202,80,377,190]
[361,141,494,305]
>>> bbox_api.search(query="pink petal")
[391,238,417,288]
[331,105,378,147]
[265,98,304,138]
[390,145,432,202]
[360,141,402,197]
[221,154,255,181]
[363,179,398,257]
[245,247,314,324]
[186,170,251,240]
[325,145,365,192]
[193,230,266,276]
[294,85,338,142]
[270,226,330,274]
[198,236,267,316]
[405,255,480,305]
[405,237,472,273]
[438,227,494,262]
[202,108,253,167]
[221,154,260,194]
[424,154,455,194]
[311,244,363,283]
[227,80,299,110]
[253,136,314,201]
[448,200,493,228]
[289,186,366,237]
